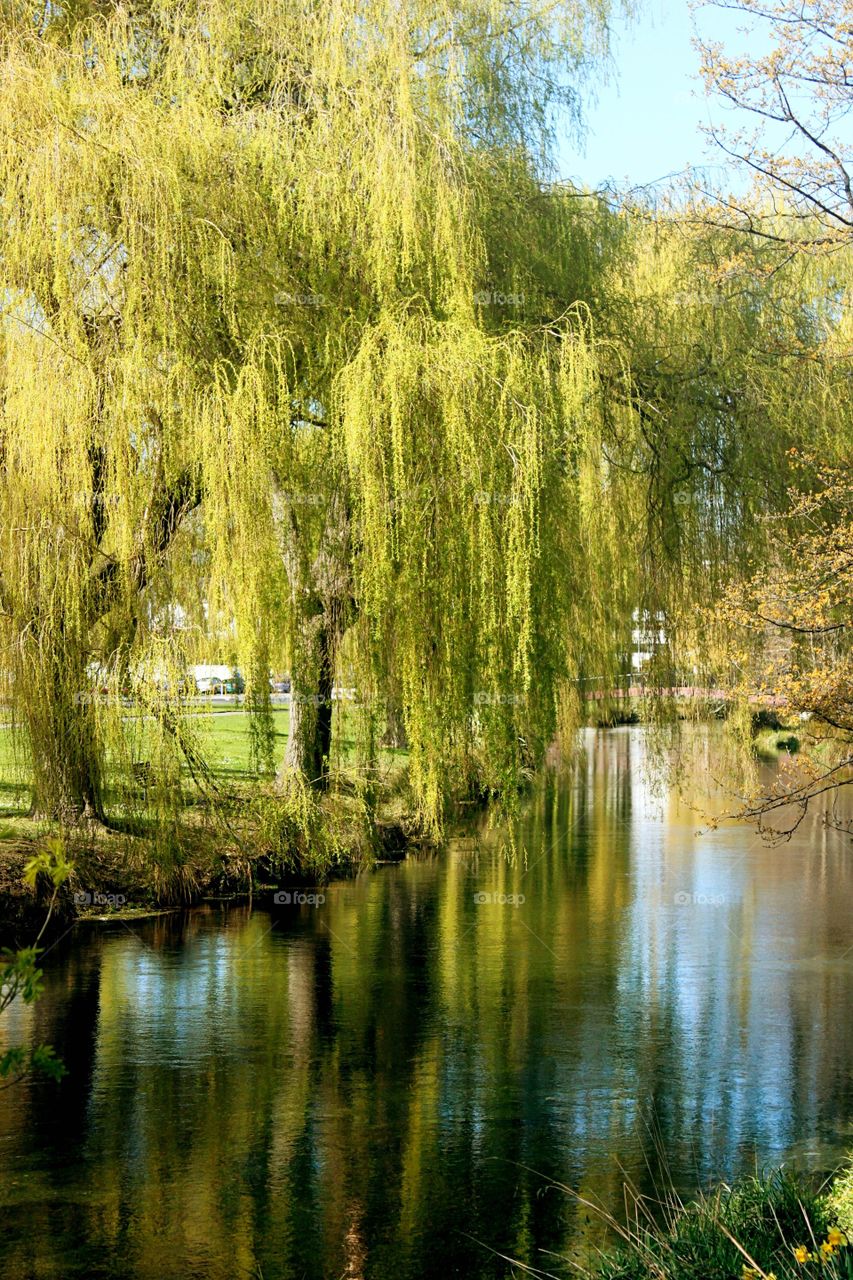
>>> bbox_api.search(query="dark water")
[1,728,852,1280]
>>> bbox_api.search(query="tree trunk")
[25,650,105,823]
[380,701,408,750]
[29,718,104,823]
[271,474,355,793]
[279,606,333,791]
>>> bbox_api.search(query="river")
[1,727,851,1279]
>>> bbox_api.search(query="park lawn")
[0,707,282,813]
[187,705,408,783]
[0,703,413,902]
[0,704,409,808]
[0,722,30,817]
[187,705,406,780]
[194,706,291,779]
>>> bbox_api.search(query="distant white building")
[631,610,666,672]
[189,664,244,694]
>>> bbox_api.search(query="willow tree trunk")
[272,475,354,794]
[24,647,105,823]
[280,606,333,790]
[380,701,408,750]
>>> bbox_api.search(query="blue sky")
[558,0,738,190]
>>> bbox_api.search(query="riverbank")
[582,1162,853,1280]
[0,703,431,938]
[0,794,437,943]
[0,707,805,942]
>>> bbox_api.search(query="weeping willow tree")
[0,0,621,827]
[0,0,836,843]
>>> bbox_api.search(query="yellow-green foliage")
[0,0,617,826]
[0,0,844,836]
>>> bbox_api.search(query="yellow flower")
[741,1268,760,1280]
[820,1241,835,1259]
[827,1228,848,1248]
[793,1244,811,1263]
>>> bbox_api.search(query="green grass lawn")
[195,707,291,778]
[0,707,283,814]
[0,723,29,816]
[190,706,405,780]
[0,704,408,816]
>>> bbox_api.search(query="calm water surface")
[1,728,851,1279]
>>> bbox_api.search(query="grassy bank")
[580,1163,853,1280]
[0,704,421,932]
